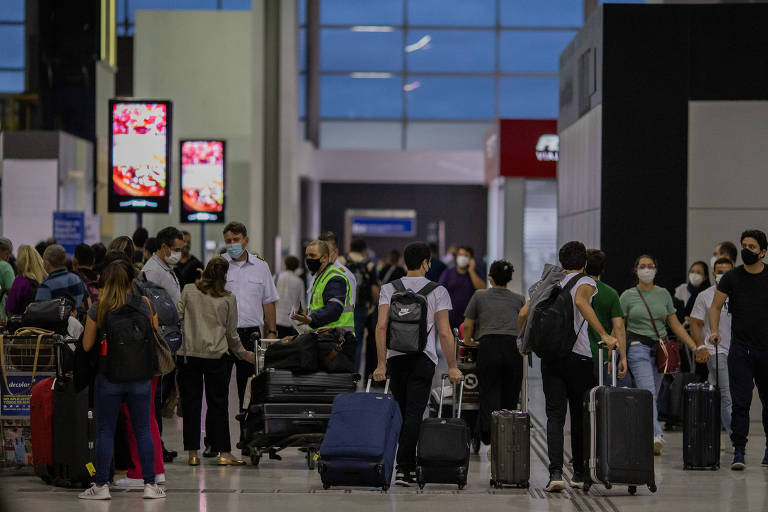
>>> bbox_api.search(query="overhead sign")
[485,119,558,180]
[53,211,85,256]
[345,209,417,240]
[108,100,172,213]
[180,140,225,223]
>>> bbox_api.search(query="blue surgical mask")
[226,243,244,260]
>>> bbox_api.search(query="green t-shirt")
[619,285,676,340]
[587,280,623,359]
[0,260,15,323]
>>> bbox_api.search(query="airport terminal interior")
[2,0,768,511]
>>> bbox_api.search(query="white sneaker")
[156,473,165,484]
[654,436,665,456]
[144,483,167,499]
[79,483,111,500]
[115,477,144,488]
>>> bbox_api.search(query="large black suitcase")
[490,355,530,489]
[253,402,333,437]
[416,375,470,489]
[250,369,358,404]
[584,347,657,495]
[683,355,721,470]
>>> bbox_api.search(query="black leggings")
[476,334,523,445]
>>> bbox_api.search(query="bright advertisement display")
[180,140,225,223]
[108,100,172,212]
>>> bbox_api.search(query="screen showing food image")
[111,102,168,197]
[181,140,224,221]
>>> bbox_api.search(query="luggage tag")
[85,462,96,476]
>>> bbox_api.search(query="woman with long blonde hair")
[80,258,166,500]
[6,245,47,316]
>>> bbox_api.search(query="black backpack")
[529,273,586,361]
[104,301,157,383]
[386,279,438,354]
[135,273,182,352]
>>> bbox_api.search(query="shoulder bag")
[635,287,680,374]
[142,296,175,376]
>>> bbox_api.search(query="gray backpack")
[386,279,438,354]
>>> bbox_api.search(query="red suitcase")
[30,376,55,481]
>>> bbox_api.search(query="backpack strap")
[561,273,586,293]
[416,281,439,297]
[392,279,406,293]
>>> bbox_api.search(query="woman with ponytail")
[176,257,254,466]
[462,259,525,446]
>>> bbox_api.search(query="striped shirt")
[35,269,88,308]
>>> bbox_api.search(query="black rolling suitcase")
[416,374,470,490]
[490,354,530,489]
[250,369,358,403]
[584,346,657,495]
[683,354,721,470]
[253,402,333,437]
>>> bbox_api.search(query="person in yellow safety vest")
[291,240,356,334]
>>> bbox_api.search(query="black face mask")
[741,248,762,266]
[306,258,322,274]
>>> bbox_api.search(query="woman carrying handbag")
[619,254,700,457]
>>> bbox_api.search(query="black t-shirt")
[717,265,768,348]
[174,256,204,289]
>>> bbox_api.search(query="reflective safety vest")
[308,264,355,332]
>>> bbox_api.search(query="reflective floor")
[2,364,767,512]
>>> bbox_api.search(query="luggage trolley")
[428,328,481,454]
[237,335,352,469]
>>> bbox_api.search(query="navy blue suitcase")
[318,379,402,490]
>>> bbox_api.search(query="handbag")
[142,296,175,376]
[635,287,681,374]
[22,297,74,334]
[316,329,354,373]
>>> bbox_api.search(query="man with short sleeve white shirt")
[690,257,734,436]
[517,241,617,493]
[222,222,279,412]
[373,242,462,487]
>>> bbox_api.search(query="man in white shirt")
[222,221,279,412]
[373,242,462,487]
[275,255,306,338]
[690,257,734,436]
[518,241,616,493]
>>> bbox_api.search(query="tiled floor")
[2,364,766,512]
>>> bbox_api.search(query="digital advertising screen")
[180,140,225,223]
[108,100,172,213]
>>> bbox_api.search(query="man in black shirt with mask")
[710,229,768,471]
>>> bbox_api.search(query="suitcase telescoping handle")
[521,353,528,414]
[366,377,390,394]
[53,334,65,380]
[597,341,617,387]
[439,373,465,419]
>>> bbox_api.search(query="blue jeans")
[627,343,663,438]
[707,353,732,436]
[353,305,368,372]
[94,374,155,485]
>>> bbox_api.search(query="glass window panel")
[299,73,306,118]
[299,28,306,71]
[406,76,494,119]
[500,0,583,27]
[221,0,251,8]
[0,25,24,68]
[0,71,24,93]
[320,75,401,118]
[320,121,402,149]
[321,28,402,71]
[523,179,557,296]
[406,30,494,73]
[320,0,403,26]
[117,0,127,23]
[498,77,559,118]
[407,0,494,26]
[1,0,24,22]
[500,30,577,73]
[298,0,306,25]
[406,121,489,150]
[127,0,217,22]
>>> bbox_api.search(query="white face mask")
[456,255,470,268]
[689,273,704,287]
[166,250,181,266]
[715,273,724,284]
[637,268,656,284]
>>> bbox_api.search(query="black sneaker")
[570,472,585,489]
[395,471,414,487]
[162,448,177,463]
[545,471,566,493]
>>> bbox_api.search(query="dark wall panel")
[319,183,487,264]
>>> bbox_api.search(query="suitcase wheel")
[489,479,495,488]
[604,482,612,490]
[457,483,465,490]
[250,452,261,467]
[582,481,592,493]
[520,481,529,489]
[323,483,330,490]
[648,483,657,493]
[628,486,637,495]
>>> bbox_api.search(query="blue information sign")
[53,211,85,256]
[351,217,416,237]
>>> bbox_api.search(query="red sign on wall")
[486,119,558,180]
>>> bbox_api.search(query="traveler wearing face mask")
[221,221,279,415]
[674,261,711,321]
[141,226,185,305]
[690,257,735,439]
[438,245,486,329]
[710,230,768,471]
[619,254,699,456]
[174,230,204,288]
[291,240,355,338]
